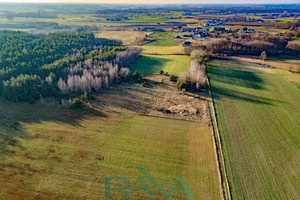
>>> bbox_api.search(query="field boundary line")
[207,77,232,200]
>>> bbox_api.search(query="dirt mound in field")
[168,104,198,116]
[93,74,211,124]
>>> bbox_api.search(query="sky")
[0,0,299,4]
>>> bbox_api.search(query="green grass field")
[278,20,297,23]
[235,55,300,72]
[144,39,185,46]
[129,55,190,74]
[149,31,177,38]
[208,60,300,200]
[0,100,220,200]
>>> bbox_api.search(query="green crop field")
[233,55,300,89]
[129,55,190,74]
[278,20,297,23]
[0,100,220,200]
[208,60,300,200]
[234,55,300,72]
[144,39,185,46]
[149,31,177,38]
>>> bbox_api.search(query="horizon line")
[0,2,299,4]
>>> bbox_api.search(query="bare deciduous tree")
[58,78,68,94]
[57,47,142,95]
[260,51,267,61]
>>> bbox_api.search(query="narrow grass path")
[207,78,231,200]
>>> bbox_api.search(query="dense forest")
[0,31,142,103]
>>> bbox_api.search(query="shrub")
[190,50,207,62]
[133,71,141,79]
[169,74,178,82]
[141,82,147,87]
[159,70,164,75]
[89,95,95,100]
[132,71,143,83]
[72,98,83,108]
[191,54,207,63]
[176,81,188,90]
[136,76,143,83]
[124,75,131,82]
[161,79,164,84]
[80,92,89,103]
[231,32,238,38]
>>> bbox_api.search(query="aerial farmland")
[0,2,299,200]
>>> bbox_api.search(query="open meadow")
[208,59,300,200]
[144,38,185,46]
[97,31,150,45]
[233,55,300,72]
[129,55,190,74]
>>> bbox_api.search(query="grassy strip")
[207,77,231,200]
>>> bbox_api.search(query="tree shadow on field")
[209,86,283,106]
[207,64,265,90]
[0,99,107,156]
[129,55,173,74]
[207,65,283,106]
[93,82,157,114]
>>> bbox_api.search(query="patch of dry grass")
[97,31,150,45]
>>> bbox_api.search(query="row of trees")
[177,50,208,90]
[185,29,300,57]
[185,37,300,57]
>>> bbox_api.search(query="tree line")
[185,34,300,57]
